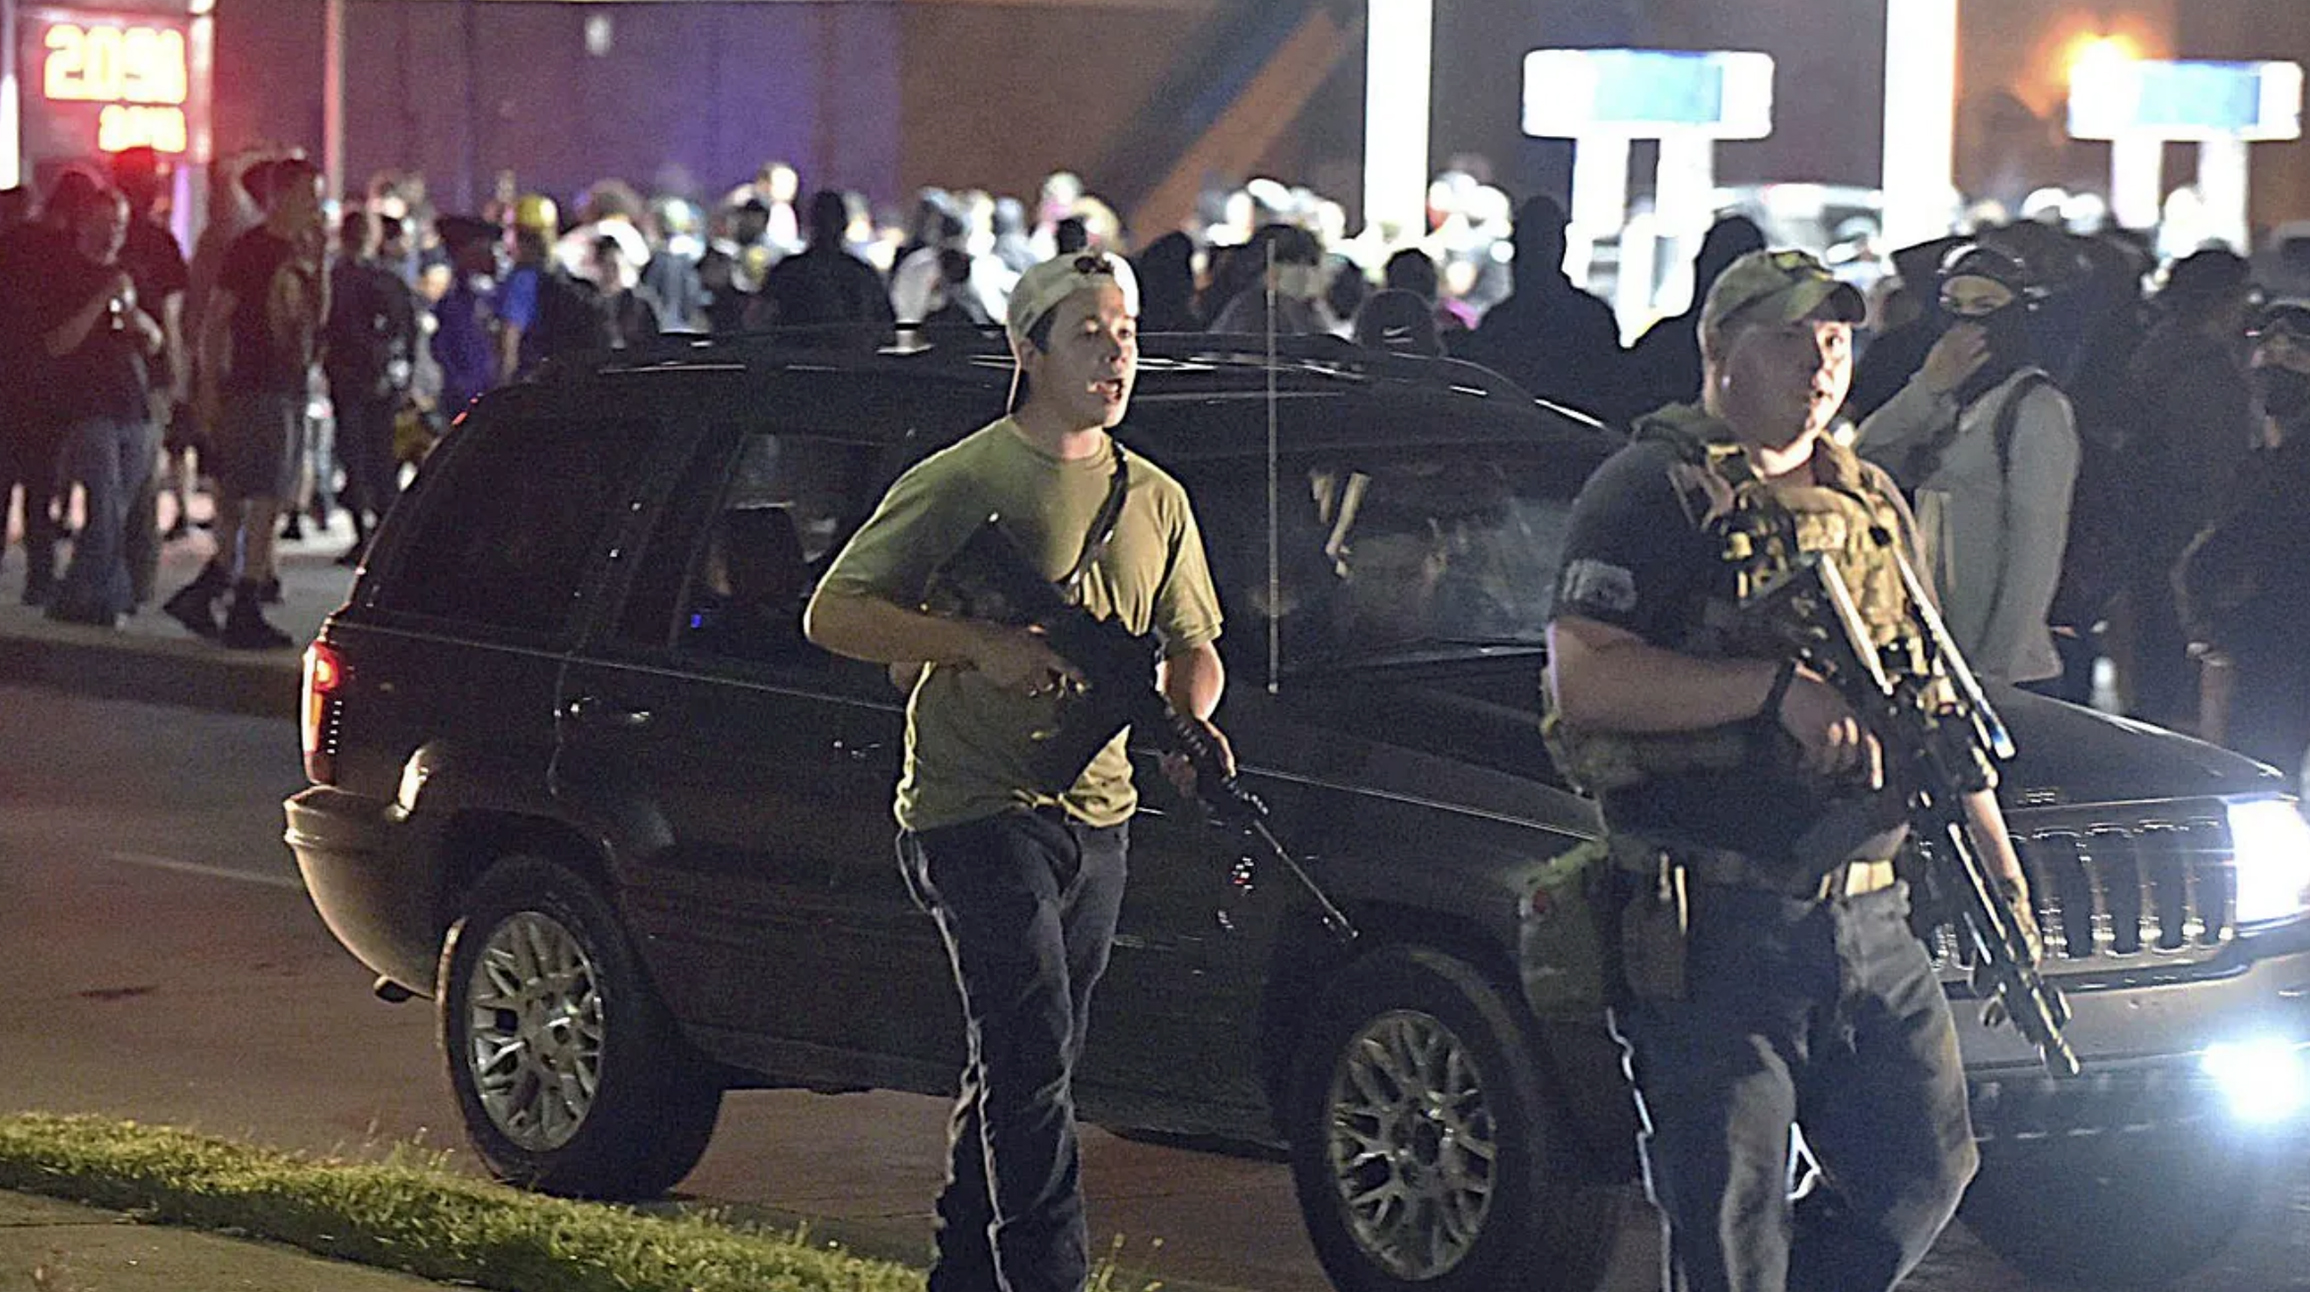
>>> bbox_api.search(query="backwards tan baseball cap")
[1006,251,1140,344]
[1700,248,1866,344]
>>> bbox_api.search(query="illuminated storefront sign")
[24,8,193,155]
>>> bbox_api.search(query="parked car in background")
[287,331,2310,1292]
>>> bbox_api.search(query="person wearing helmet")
[1855,241,2081,687]
[498,194,610,379]
[497,195,552,381]
[804,251,1227,1292]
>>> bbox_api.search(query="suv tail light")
[302,641,346,784]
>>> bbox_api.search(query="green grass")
[0,1112,928,1292]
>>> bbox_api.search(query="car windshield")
[1178,449,1575,675]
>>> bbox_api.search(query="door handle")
[566,695,654,729]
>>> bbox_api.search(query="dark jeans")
[898,809,1129,1292]
[1612,881,1976,1292]
[329,389,400,524]
[51,417,153,621]
[2123,576,2197,729]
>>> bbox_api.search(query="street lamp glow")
[2068,34,2142,89]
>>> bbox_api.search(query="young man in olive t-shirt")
[806,252,1227,1292]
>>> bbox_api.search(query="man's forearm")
[162,292,187,399]
[1158,642,1224,721]
[803,588,990,668]
[1964,788,2028,889]
[1547,616,1779,734]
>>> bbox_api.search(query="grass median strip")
[0,1112,924,1291]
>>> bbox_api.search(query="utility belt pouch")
[1614,841,1690,1004]
[1519,838,1618,1020]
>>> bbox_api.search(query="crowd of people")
[1,146,2305,783]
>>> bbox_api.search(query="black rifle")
[1737,541,2080,1078]
[937,516,1358,943]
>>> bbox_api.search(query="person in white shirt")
[1856,242,2080,686]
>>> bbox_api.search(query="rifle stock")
[938,517,1358,943]
[1742,549,2080,1077]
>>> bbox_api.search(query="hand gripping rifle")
[1734,535,2080,1077]
[937,516,1358,944]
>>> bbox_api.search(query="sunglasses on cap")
[1710,250,1838,320]
[1763,249,1833,278]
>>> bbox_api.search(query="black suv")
[286,333,2310,1292]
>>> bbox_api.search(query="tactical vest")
[1544,407,1924,794]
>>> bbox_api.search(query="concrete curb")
[0,516,343,717]
[0,627,301,718]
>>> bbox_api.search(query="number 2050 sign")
[29,10,193,155]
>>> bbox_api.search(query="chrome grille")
[1928,814,2237,971]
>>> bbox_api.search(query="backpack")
[1897,371,2120,626]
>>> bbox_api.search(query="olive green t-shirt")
[816,418,1224,831]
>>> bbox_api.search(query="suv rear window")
[377,414,654,637]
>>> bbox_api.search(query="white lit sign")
[1523,48,1775,140]
[2071,59,2303,142]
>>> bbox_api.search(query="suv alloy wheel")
[438,854,724,1198]
[1287,947,1620,1292]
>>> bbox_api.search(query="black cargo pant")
[1611,880,1977,1292]
[898,808,1128,1292]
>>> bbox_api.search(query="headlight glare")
[2201,1037,2310,1124]
[2226,798,2310,925]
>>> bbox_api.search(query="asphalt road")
[1,685,2303,1292]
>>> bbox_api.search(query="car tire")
[1286,946,1619,1292]
[1959,1128,2271,1288]
[438,853,723,1199]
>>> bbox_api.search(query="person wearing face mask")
[1854,242,2080,687]
[2175,302,2310,782]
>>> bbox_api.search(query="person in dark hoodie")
[1623,215,1766,409]
[1845,236,1966,420]
[2176,301,2310,780]
[2123,248,2259,729]
[760,189,895,345]
[1454,196,1627,422]
[1131,231,1201,333]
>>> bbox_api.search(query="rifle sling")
[1060,443,1130,601]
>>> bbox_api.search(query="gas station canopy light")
[1522,49,1775,141]
[2070,58,2303,142]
